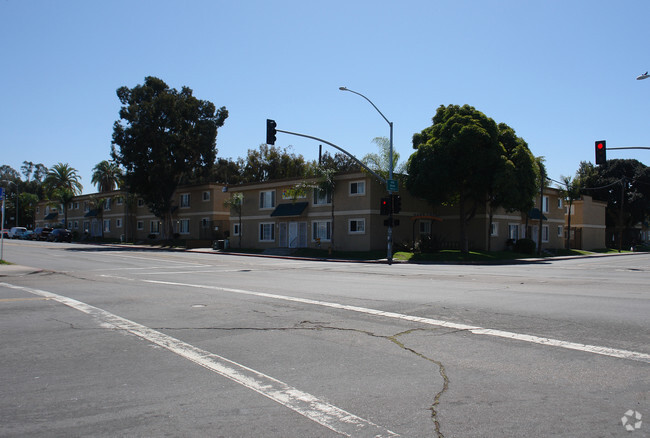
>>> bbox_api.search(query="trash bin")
[213,240,225,250]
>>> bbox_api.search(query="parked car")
[33,227,53,241]
[48,228,72,242]
[20,230,34,240]
[1,229,9,239]
[9,227,28,239]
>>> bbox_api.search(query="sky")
[2,0,650,194]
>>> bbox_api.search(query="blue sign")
[0,187,4,200]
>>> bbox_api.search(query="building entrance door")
[288,222,298,248]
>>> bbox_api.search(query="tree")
[223,193,243,248]
[362,136,406,179]
[111,76,228,239]
[558,175,581,249]
[43,163,83,228]
[581,159,650,249]
[406,104,503,253]
[237,144,311,183]
[92,160,123,192]
[486,123,538,250]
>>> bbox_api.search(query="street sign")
[387,179,398,192]
[0,187,4,200]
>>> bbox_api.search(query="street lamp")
[339,86,395,264]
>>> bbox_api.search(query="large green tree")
[581,159,650,248]
[111,76,228,239]
[407,104,512,253]
[237,144,312,183]
[43,162,83,227]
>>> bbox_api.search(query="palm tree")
[362,137,406,180]
[44,163,83,228]
[558,175,582,249]
[92,160,122,193]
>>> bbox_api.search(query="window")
[312,220,331,241]
[103,219,111,232]
[68,202,73,210]
[83,221,90,233]
[233,223,241,236]
[420,221,432,235]
[116,197,123,205]
[557,198,563,209]
[201,218,210,228]
[178,219,190,234]
[137,199,145,207]
[180,193,190,208]
[202,191,210,201]
[349,181,365,196]
[542,196,549,213]
[259,223,275,241]
[348,219,365,234]
[73,202,79,210]
[150,221,160,233]
[116,218,122,228]
[137,221,144,231]
[36,207,40,214]
[83,202,89,212]
[259,190,275,209]
[557,225,564,237]
[490,222,498,237]
[73,221,78,230]
[313,188,332,205]
[508,224,520,240]
[104,198,111,210]
[542,225,549,243]
[68,221,73,229]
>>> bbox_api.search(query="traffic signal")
[266,119,277,145]
[392,194,402,214]
[595,140,606,165]
[380,197,391,215]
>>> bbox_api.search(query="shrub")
[514,238,536,254]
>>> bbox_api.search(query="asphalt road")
[0,239,648,437]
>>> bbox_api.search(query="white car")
[8,227,27,239]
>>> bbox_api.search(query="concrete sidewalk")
[0,264,43,277]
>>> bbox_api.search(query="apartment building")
[35,183,231,244]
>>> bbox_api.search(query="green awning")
[44,212,58,220]
[528,208,547,220]
[84,209,98,217]
[270,202,308,217]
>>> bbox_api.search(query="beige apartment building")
[34,174,607,252]
[224,172,608,252]
[35,183,231,244]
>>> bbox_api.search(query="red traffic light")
[595,140,606,165]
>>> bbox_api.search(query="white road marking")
[137,279,650,364]
[0,282,398,437]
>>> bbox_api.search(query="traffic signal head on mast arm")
[595,140,606,165]
[266,119,277,145]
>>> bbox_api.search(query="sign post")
[1,187,5,261]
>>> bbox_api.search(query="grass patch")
[0,259,12,265]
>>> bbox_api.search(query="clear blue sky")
[2,0,649,194]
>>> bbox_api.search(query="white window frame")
[542,225,549,243]
[557,225,564,238]
[233,223,241,236]
[116,218,122,228]
[542,196,549,213]
[312,220,332,242]
[508,224,520,241]
[137,221,144,231]
[150,221,160,234]
[419,220,432,235]
[259,190,276,209]
[116,197,123,206]
[348,218,366,234]
[104,198,111,211]
[103,219,111,232]
[557,198,563,209]
[202,191,210,201]
[313,188,332,205]
[178,219,190,235]
[259,222,275,242]
[349,181,366,196]
[180,193,191,208]
[73,221,79,230]
[490,222,498,237]
[137,199,145,207]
